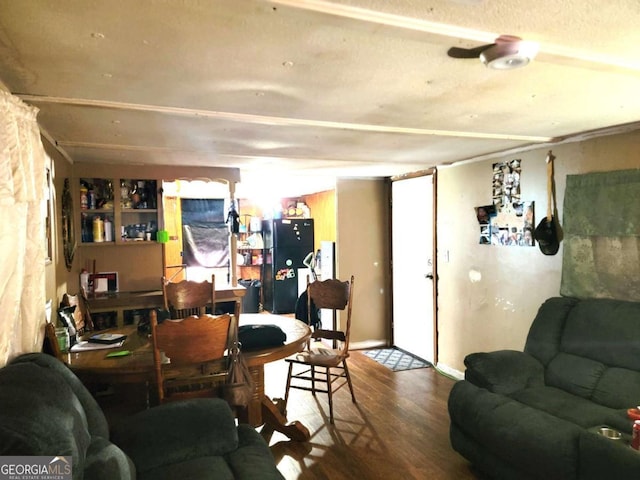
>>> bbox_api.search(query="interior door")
[391,174,436,363]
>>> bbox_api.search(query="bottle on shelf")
[81,213,92,242]
[88,189,96,209]
[93,216,104,243]
[120,179,131,209]
[130,181,140,208]
[104,217,113,242]
[138,180,148,208]
[80,186,88,210]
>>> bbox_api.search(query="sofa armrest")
[464,350,544,395]
[111,398,239,474]
[224,425,285,479]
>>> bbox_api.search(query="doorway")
[391,172,437,364]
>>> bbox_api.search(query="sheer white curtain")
[0,90,46,367]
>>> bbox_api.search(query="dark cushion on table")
[238,324,286,351]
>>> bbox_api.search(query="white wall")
[436,129,640,375]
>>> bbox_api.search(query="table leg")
[247,365,310,442]
[261,395,310,441]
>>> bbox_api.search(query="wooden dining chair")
[284,275,356,424]
[150,309,232,404]
[61,292,93,334]
[43,322,64,361]
[162,274,216,318]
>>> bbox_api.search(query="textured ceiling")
[1,0,639,194]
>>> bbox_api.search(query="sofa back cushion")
[592,367,640,409]
[560,298,640,371]
[529,297,640,408]
[0,361,91,479]
[524,297,579,365]
[545,353,605,399]
[9,353,109,438]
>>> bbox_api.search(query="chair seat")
[289,347,348,368]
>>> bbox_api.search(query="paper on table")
[70,340,125,352]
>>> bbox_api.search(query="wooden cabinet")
[76,177,159,246]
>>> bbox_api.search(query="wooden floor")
[97,349,482,479]
[261,350,482,480]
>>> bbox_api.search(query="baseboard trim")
[434,363,464,380]
[352,340,388,351]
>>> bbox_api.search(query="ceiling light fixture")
[480,41,539,70]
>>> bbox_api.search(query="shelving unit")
[237,229,263,280]
[75,177,159,246]
[120,179,159,242]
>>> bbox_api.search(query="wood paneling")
[162,195,185,282]
[303,190,335,252]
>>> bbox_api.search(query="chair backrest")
[43,322,64,360]
[162,274,216,318]
[61,292,92,334]
[307,275,354,353]
[150,309,231,402]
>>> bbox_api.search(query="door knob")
[425,273,434,280]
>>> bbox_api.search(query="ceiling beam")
[18,94,553,142]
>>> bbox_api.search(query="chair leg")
[284,361,294,406]
[326,366,334,424]
[311,365,316,396]
[343,360,356,403]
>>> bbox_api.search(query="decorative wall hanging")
[560,168,640,301]
[477,201,535,246]
[533,151,562,255]
[62,178,75,270]
[476,159,534,247]
[492,159,521,207]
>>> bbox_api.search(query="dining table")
[65,312,312,441]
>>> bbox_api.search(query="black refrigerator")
[262,218,314,314]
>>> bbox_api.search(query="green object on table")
[106,350,131,358]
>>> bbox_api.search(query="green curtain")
[561,169,640,301]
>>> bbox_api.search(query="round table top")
[65,313,310,381]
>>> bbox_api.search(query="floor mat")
[363,347,432,372]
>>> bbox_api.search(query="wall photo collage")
[476,159,535,247]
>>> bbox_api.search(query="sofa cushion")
[9,352,109,438]
[578,429,640,480]
[448,381,581,480]
[464,350,544,395]
[84,436,136,479]
[592,367,640,409]
[225,425,284,480]
[0,362,90,479]
[111,398,239,474]
[561,298,640,371]
[525,297,579,366]
[509,386,629,432]
[139,456,234,480]
[545,352,606,399]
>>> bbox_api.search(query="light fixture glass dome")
[480,41,539,70]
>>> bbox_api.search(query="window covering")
[560,169,640,301]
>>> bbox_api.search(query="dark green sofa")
[0,353,284,480]
[448,297,640,480]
